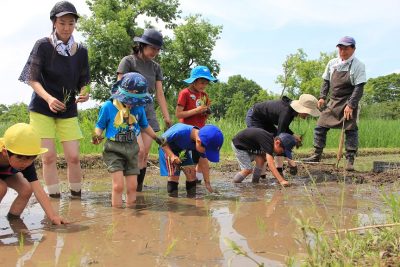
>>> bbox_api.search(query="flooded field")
[1,158,399,266]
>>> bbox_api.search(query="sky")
[1,0,399,107]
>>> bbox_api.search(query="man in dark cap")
[303,36,366,171]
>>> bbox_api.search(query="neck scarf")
[113,99,136,127]
[332,54,355,70]
[50,31,75,56]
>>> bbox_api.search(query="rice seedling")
[255,216,267,236]
[164,238,178,257]
[15,233,25,255]
[223,238,264,267]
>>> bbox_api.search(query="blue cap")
[111,72,153,106]
[183,66,218,84]
[337,36,356,46]
[278,133,296,159]
[198,125,224,163]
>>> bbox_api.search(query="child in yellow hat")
[0,123,66,224]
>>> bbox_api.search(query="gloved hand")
[289,165,298,175]
[91,135,104,145]
[155,136,167,146]
[293,134,303,148]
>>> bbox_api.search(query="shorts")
[231,142,255,170]
[29,112,83,141]
[145,102,160,132]
[159,147,194,177]
[103,139,139,175]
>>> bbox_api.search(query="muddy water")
[0,168,389,267]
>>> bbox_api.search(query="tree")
[78,0,180,101]
[207,75,271,119]
[276,49,335,98]
[159,15,222,101]
[363,73,400,104]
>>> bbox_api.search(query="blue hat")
[183,66,218,84]
[198,125,224,163]
[278,133,296,159]
[337,36,356,47]
[111,72,153,106]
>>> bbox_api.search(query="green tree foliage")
[276,49,335,98]
[0,103,29,126]
[207,75,273,119]
[78,0,180,101]
[364,73,400,104]
[159,15,222,101]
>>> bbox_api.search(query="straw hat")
[0,123,48,155]
[290,94,321,117]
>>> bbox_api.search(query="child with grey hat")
[231,128,297,186]
[93,72,165,207]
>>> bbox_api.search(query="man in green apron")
[303,36,366,171]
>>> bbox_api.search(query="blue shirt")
[96,100,148,139]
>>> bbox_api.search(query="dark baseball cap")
[50,1,79,20]
[337,36,356,46]
[278,133,296,159]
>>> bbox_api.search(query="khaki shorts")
[103,139,139,175]
[29,112,83,141]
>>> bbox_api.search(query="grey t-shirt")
[117,55,163,94]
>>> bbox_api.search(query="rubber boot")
[137,168,147,192]
[345,156,355,171]
[277,167,284,177]
[302,148,323,162]
[186,180,197,198]
[252,167,262,183]
[167,181,179,197]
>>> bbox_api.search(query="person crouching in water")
[0,123,66,224]
[231,128,297,186]
[159,123,224,197]
[93,72,164,208]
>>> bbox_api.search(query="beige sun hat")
[290,94,321,117]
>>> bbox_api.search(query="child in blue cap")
[93,72,165,208]
[231,128,297,186]
[158,123,223,197]
[175,66,218,185]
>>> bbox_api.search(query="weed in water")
[15,232,25,255]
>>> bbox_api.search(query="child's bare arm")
[141,126,166,146]
[266,154,289,186]
[162,145,180,165]
[31,181,67,225]
[175,105,208,119]
[198,157,213,193]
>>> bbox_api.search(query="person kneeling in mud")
[159,123,224,197]
[231,128,297,186]
[0,123,66,224]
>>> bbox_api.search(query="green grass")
[1,117,399,156]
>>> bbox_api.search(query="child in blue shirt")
[159,123,224,197]
[93,72,164,208]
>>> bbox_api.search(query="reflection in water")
[0,170,392,266]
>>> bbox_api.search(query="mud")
[1,154,399,266]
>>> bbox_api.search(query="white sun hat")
[290,94,321,117]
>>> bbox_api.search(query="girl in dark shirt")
[19,1,90,198]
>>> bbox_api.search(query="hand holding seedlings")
[76,85,91,103]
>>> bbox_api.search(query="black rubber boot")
[345,155,355,171]
[302,148,323,162]
[167,181,179,197]
[252,167,262,183]
[70,190,81,198]
[137,168,147,192]
[186,180,197,198]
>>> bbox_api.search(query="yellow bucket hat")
[0,123,48,156]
